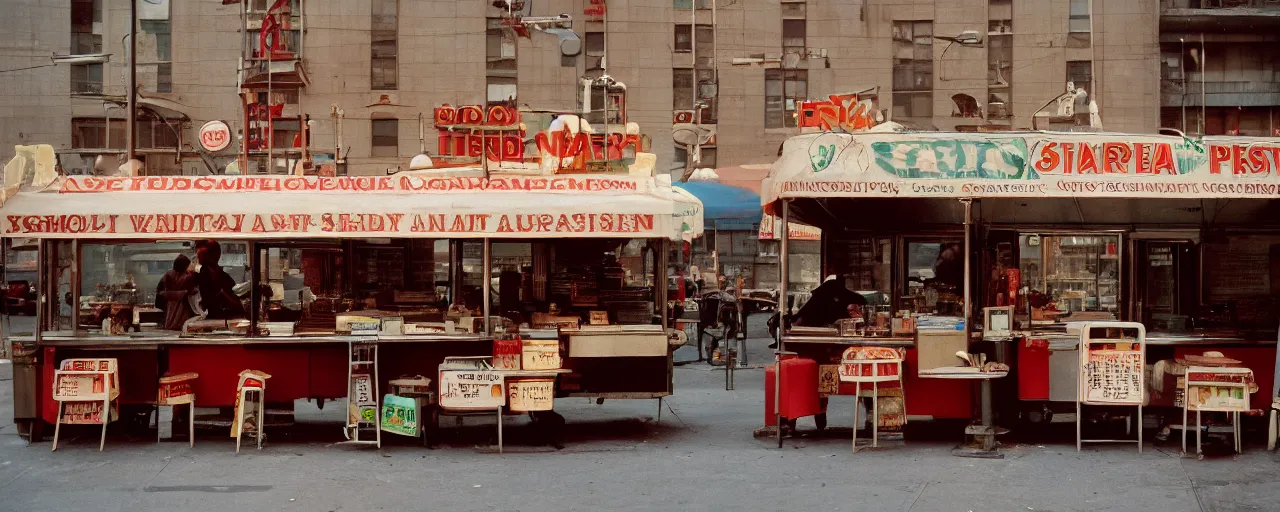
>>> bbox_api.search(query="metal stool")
[233,370,270,453]
[156,372,198,447]
[838,352,904,454]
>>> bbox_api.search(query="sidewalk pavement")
[0,319,1276,511]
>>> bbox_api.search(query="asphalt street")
[0,314,1275,512]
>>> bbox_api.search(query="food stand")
[763,130,1280,446]
[3,110,704,447]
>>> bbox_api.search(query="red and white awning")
[1,173,703,241]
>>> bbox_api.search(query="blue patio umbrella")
[673,181,762,223]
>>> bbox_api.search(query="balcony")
[1161,79,1280,106]
[1162,0,1280,31]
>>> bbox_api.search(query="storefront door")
[1136,240,1197,330]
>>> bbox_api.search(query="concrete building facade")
[1,0,1273,178]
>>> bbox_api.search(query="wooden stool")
[233,370,271,453]
[157,372,198,447]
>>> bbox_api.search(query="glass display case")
[1019,234,1120,318]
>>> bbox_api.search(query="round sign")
[198,120,232,152]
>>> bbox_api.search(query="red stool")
[765,355,822,431]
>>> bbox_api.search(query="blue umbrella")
[674,181,762,221]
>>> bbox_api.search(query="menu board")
[1081,349,1143,404]
[507,378,555,412]
[439,370,505,410]
[1184,368,1253,412]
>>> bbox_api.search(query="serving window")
[1017,234,1120,321]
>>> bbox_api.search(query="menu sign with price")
[1082,348,1144,404]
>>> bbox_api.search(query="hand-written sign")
[1082,350,1143,404]
[5,212,657,237]
[351,374,376,406]
[380,394,419,437]
[507,378,555,412]
[439,370,505,410]
[54,374,105,400]
[521,339,561,370]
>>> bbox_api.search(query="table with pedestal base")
[919,369,1009,459]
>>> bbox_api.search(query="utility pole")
[126,0,138,167]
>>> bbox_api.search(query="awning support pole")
[962,198,972,339]
[483,239,492,337]
[776,200,789,448]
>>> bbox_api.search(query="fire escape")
[235,0,312,174]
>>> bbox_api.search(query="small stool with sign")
[233,370,270,453]
[387,376,434,447]
[156,372,198,447]
[1182,366,1256,459]
[837,347,904,453]
[52,358,120,452]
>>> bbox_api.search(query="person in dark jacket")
[793,277,868,327]
[155,254,196,330]
[769,276,867,347]
[194,240,245,319]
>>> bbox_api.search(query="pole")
[1200,33,1206,136]
[962,199,972,338]
[126,0,138,167]
[483,239,492,337]
[1180,38,1186,133]
[775,200,789,448]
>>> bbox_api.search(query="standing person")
[155,254,196,330]
[194,240,245,319]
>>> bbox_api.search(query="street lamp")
[937,31,984,82]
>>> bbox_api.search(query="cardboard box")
[916,330,967,373]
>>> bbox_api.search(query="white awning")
[763,132,1280,211]
[2,174,703,241]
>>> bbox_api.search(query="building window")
[765,69,807,128]
[892,21,933,120]
[1067,60,1092,96]
[673,0,711,9]
[585,32,605,56]
[72,118,179,149]
[487,18,517,105]
[141,19,172,93]
[71,0,103,94]
[371,119,398,157]
[674,69,694,110]
[782,19,806,58]
[371,0,398,90]
[988,1,1012,120]
[700,146,717,167]
[674,24,692,52]
[70,64,103,95]
[781,1,806,18]
[1068,0,1090,48]
[695,25,715,69]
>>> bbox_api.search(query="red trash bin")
[764,356,822,427]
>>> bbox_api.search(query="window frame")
[371,118,399,158]
[765,68,807,129]
[370,0,399,91]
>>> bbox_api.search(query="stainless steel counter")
[782,335,916,348]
